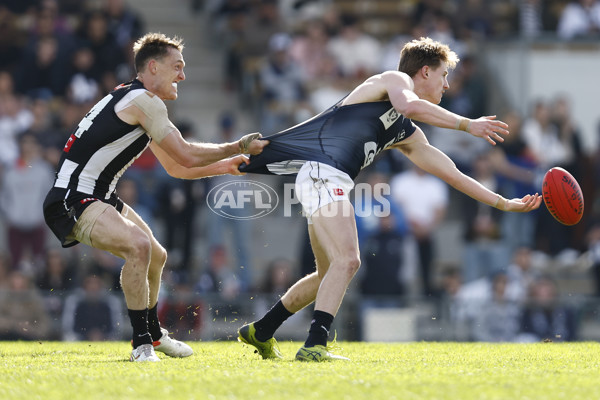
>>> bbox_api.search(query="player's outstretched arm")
[150,142,250,179]
[156,130,266,168]
[495,194,542,212]
[395,128,542,212]
[382,72,508,145]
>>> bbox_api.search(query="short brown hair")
[133,32,184,73]
[398,37,459,77]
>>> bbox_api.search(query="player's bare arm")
[395,128,542,212]
[150,141,249,179]
[349,70,510,146]
[117,93,267,168]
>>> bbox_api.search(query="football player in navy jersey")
[43,33,267,362]
[237,37,542,361]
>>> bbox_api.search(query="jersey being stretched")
[239,100,417,180]
[52,79,162,200]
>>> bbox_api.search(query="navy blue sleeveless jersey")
[239,100,417,180]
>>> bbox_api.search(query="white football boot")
[153,328,193,358]
[130,343,161,362]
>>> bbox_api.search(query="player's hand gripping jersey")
[239,99,417,180]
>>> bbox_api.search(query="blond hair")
[398,37,459,77]
[133,32,184,73]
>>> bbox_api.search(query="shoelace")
[326,331,342,353]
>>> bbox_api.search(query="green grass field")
[1,341,599,400]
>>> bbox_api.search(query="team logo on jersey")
[379,107,400,130]
[64,134,76,153]
[207,180,279,220]
[332,188,345,196]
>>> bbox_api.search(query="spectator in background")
[517,275,577,342]
[37,247,77,292]
[158,275,203,341]
[490,110,538,251]
[456,0,493,40]
[36,100,83,168]
[360,214,406,299]
[391,164,448,297]
[472,271,520,342]
[0,270,51,340]
[585,224,600,295]
[104,0,144,83]
[65,45,100,105]
[205,113,254,289]
[222,0,283,96]
[242,0,284,57]
[77,10,126,94]
[557,0,600,39]
[24,92,54,139]
[549,94,584,183]
[62,274,123,341]
[257,258,298,297]
[354,171,408,247]
[504,246,542,303]
[435,266,472,340]
[0,133,54,270]
[195,245,241,318]
[461,153,509,283]
[522,99,579,254]
[104,0,144,50]
[37,247,77,338]
[116,177,154,231]
[156,121,207,278]
[16,0,77,98]
[259,32,311,134]
[0,82,34,167]
[327,14,382,82]
[289,18,334,82]
[0,5,25,71]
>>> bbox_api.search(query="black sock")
[304,310,334,348]
[253,300,293,342]
[147,304,163,342]
[128,308,152,348]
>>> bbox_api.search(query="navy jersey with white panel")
[239,100,417,180]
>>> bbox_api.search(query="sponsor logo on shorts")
[333,188,344,196]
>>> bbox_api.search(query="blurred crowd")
[2,0,600,343]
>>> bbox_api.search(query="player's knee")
[125,232,152,265]
[336,254,361,276]
[150,244,167,272]
[347,254,361,274]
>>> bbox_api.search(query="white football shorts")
[295,161,355,224]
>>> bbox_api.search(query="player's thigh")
[120,203,165,258]
[87,203,148,258]
[310,200,360,262]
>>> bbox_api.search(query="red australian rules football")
[542,167,584,226]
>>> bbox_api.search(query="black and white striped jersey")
[52,79,152,200]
